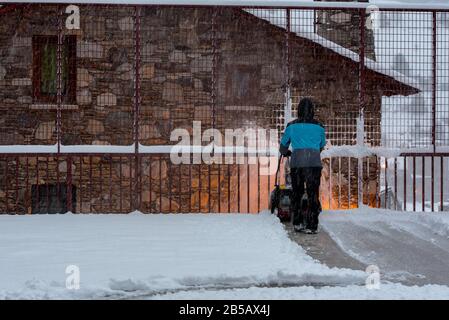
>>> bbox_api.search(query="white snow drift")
[0,212,363,299]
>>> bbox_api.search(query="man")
[279,98,326,234]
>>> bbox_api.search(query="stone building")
[314,0,376,60]
[0,4,419,213]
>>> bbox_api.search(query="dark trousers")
[290,167,322,230]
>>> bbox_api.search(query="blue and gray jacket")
[279,119,326,168]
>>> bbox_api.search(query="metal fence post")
[134,5,141,212]
[358,8,366,208]
[286,8,291,92]
[431,12,437,212]
[432,11,437,153]
[212,7,217,133]
[57,6,64,213]
[67,156,73,212]
[57,6,63,154]
[211,7,218,213]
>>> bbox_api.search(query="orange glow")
[321,199,359,211]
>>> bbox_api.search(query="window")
[224,65,261,106]
[32,35,76,104]
[31,183,77,214]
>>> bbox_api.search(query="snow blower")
[269,155,294,222]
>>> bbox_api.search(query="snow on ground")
[0,212,364,299]
[3,209,449,299]
[148,206,449,300]
[151,283,449,300]
[322,207,449,286]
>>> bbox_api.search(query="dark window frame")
[32,35,77,104]
[31,183,77,214]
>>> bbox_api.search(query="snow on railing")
[3,1,449,11]
[0,144,281,155]
[0,143,431,159]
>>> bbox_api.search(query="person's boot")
[304,223,318,234]
[294,224,305,232]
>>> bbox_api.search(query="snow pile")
[0,212,364,299]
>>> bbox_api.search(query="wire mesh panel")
[291,8,361,140]
[0,4,59,145]
[379,155,449,212]
[376,11,433,149]
[289,8,366,209]
[139,6,214,146]
[73,155,134,213]
[215,8,286,133]
[0,155,76,214]
[436,12,449,149]
[213,8,286,212]
[2,3,449,214]
[324,111,381,146]
[137,154,270,213]
[138,7,216,212]
[61,5,136,146]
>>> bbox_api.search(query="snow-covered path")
[322,208,449,286]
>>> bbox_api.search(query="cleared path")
[286,211,449,286]
[285,224,366,271]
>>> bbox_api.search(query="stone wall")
[138,7,287,145]
[0,5,397,147]
[63,6,136,146]
[0,6,59,145]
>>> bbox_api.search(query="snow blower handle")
[274,155,282,187]
[275,150,292,186]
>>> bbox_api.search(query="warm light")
[321,198,360,210]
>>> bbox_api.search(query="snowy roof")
[301,33,421,91]
[246,9,422,92]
